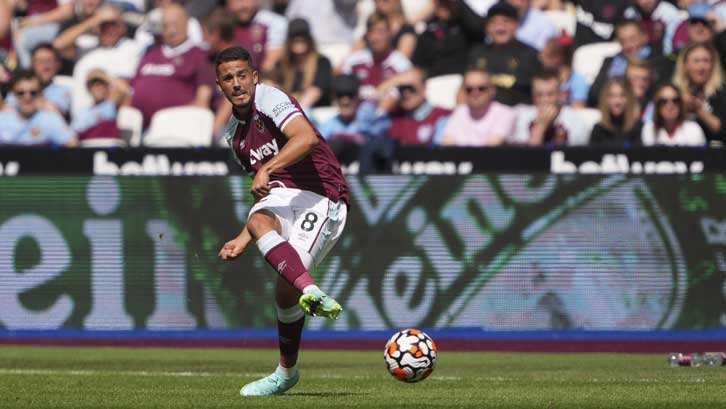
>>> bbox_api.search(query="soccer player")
[215,46,349,397]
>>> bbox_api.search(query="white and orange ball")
[384,329,437,383]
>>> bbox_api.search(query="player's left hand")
[250,168,271,199]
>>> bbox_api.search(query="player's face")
[216,59,259,111]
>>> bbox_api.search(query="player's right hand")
[218,237,249,260]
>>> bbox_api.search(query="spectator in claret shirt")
[71,69,128,142]
[511,70,589,146]
[468,1,541,106]
[227,0,287,74]
[341,12,412,101]
[130,3,215,129]
[374,68,451,146]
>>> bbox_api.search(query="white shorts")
[248,188,347,272]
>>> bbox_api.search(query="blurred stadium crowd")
[0,0,725,153]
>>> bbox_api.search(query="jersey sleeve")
[254,84,303,131]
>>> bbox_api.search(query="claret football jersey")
[224,83,349,205]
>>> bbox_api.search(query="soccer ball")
[384,329,437,383]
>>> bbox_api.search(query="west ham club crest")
[254,114,265,133]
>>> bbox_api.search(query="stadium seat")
[143,106,215,147]
[311,106,339,125]
[544,10,576,37]
[572,42,621,86]
[318,43,352,68]
[425,74,463,109]
[117,106,144,147]
[574,107,602,135]
[79,138,128,148]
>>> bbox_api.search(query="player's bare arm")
[249,116,319,199]
[218,225,252,260]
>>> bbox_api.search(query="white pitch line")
[0,368,466,381]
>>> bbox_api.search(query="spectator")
[70,4,143,117]
[341,13,412,101]
[412,0,485,78]
[626,58,655,119]
[590,77,643,146]
[620,0,682,55]
[468,1,540,106]
[53,1,114,63]
[13,0,75,67]
[506,0,557,50]
[0,70,76,146]
[672,41,726,143]
[5,43,71,116]
[587,20,653,107]
[285,0,357,46]
[227,0,287,74]
[375,68,451,145]
[441,67,515,146]
[202,6,238,58]
[641,82,706,145]
[512,70,589,146]
[71,68,127,141]
[130,3,215,129]
[671,2,721,54]
[574,0,631,47]
[354,0,417,59]
[271,17,332,108]
[539,36,589,108]
[134,0,205,50]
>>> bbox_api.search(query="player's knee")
[246,211,277,239]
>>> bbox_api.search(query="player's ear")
[253,70,259,85]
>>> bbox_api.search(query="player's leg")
[246,197,342,319]
[240,277,302,397]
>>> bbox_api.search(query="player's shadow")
[287,392,359,397]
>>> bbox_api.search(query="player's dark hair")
[215,46,255,73]
[10,70,40,90]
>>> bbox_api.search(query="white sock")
[276,364,297,379]
[302,285,321,295]
[256,230,285,255]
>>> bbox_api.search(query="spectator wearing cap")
[671,2,722,54]
[511,70,589,146]
[573,0,631,48]
[468,1,541,106]
[412,0,485,78]
[672,41,726,143]
[539,36,589,108]
[341,13,412,101]
[0,70,76,146]
[5,43,72,117]
[441,66,516,146]
[374,68,452,145]
[619,0,682,55]
[71,69,127,141]
[506,0,557,51]
[270,18,333,109]
[129,3,215,129]
[587,20,670,107]
[318,74,391,172]
[227,0,287,74]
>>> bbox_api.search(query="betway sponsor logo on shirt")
[550,151,704,174]
[249,139,279,165]
[94,151,228,175]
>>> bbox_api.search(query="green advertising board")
[0,175,724,331]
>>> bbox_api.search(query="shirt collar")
[161,37,195,58]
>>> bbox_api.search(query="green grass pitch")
[1,346,725,408]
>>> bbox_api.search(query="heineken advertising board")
[0,175,724,332]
